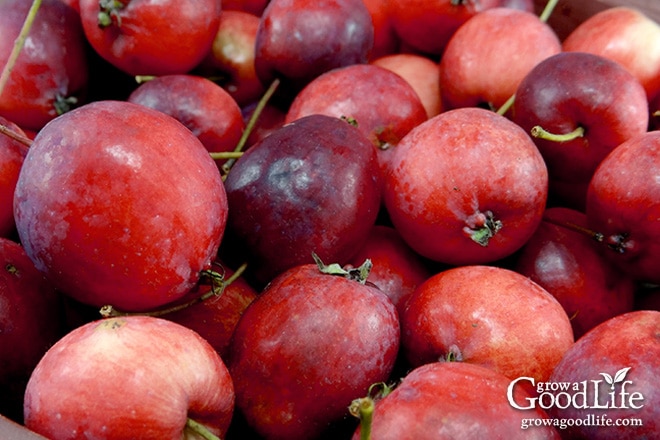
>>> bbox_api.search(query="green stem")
[209,151,244,160]
[539,0,559,23]
[495,93,515,116]
[185,418,221,440]
[221,78,280,179]
[493,0,559,116]
[531,125,585,142]
[349,397,374,440]
[0,0,43,99]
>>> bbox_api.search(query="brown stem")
[100,262,248,318]
[0,123,33,147]
[542,214,604,242]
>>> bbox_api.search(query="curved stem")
[0,0,43,99]
[185,418,222,440]
[100,262,248,318]
[531,125,585,143]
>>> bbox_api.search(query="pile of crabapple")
[1,0,659,439]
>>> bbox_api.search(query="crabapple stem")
[135,75,156,84]
[531,125,585,142]
[349,397,374,440]
[496,93,515,116]
[185,418,222,440]
[0,123,33,147]
[539,0,559,23]
[542,214,604,243]
[221,78,280,179]
[0,0,42,99]
[464,211,502,247]
[209,151,244,160]
[492,0,558,116]
[99,262,248,318]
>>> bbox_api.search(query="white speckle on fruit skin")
[105,144,143,170]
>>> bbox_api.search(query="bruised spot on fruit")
[463,210,502,247]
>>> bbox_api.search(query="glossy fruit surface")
[78,0,221,76]
[24,316,235,439]
[229,263,399,439]
[0,0,88,131]
[223,114,381,284]
[352,362,560,440]
[14,100,228,311]
[384,107,548,265]
[548,310,659,439]
[254,0,374,99]
[401,265,574,383]
[586,130,660,284]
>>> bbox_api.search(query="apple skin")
[562,6,660,102]
[389,0,500,56]
[127,74,245,157]
[285,64,428,182]
[353,362,560,440]
[228,263,400,440]
[223,114,381,285]
[383,107,548,266]
[440,7,561,111]
[0,238,65,424]
[547,310,660,439]
[512,51,649,209]
[0,116,28,238]
[362,0,400,60]
[371,52,442,118]
[78,0,221,76]
[585,130,660,284]
[198,10,266,107]
[24,316,235,440]
[13,100,228,311]
[347,225,431,316]
[514,207,635,340]
[401,265,574,383]
[254,0,374,101]
[222,0,269,15]
[0,0,88,131]
[162,262,258,360]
